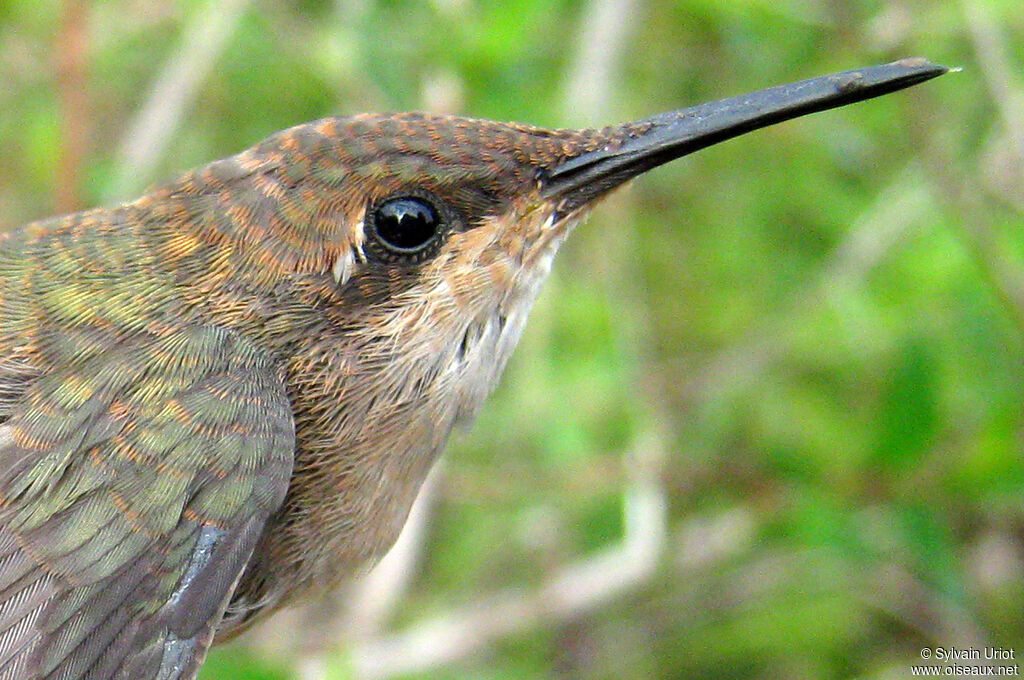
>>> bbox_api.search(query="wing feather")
[0,326,294,680]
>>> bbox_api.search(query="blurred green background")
[1,0,1020,678]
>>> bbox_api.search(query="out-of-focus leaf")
[872,338,938,470]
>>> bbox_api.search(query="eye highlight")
[367,196,445,263]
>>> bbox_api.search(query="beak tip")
[892,56,949,74]
[891,56,952,82]
[830,57,949,98]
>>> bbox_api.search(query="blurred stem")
[561,0,637,126]
[915,2,1024,337]
[106,0,253,201]
[921,144,1024,338]
[962,0,1024,178]
[55,0,90,214]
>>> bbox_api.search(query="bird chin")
[448,217,579,428]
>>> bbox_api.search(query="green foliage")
[1,1,1020,678]
[201,648,291,680]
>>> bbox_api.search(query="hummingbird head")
[147,58,945,430]
[142,58,948,616]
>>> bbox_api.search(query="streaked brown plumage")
[0,59,945,679]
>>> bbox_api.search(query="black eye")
[369,196,444,262]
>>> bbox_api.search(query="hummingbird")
[0,58,945,679]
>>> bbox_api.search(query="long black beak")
[545,58,948,209]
